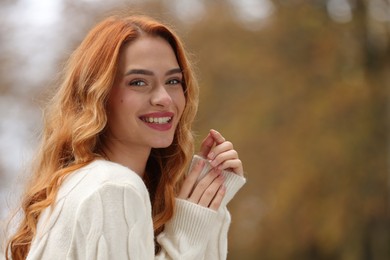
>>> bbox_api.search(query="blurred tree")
[1,0,389,259]
[186,1,390,259]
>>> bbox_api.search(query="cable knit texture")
[23,158,246,260]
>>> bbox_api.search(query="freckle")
[120,99,123,103]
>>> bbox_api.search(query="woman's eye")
[129,80,146,87]
[166,79,182,85]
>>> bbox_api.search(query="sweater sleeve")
[204,171,246,259]
[66,183,155,260]
[189,155,246,207]
[156,199,218,259]
[156,168,246,260]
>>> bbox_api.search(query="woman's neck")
[102,139,150,177]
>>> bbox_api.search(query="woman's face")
[105,35,186,150]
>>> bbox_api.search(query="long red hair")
[6,15,199,259]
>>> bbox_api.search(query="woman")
[6,15,245,259]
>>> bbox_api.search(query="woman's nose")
[150,85,172,107]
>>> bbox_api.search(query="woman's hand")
[177,129,243,211]
[178,158,226,211]
[199,129,244,176]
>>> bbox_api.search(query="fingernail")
[210,160,217,167]
[208,152,215,160]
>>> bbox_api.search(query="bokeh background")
[1,0,389,259]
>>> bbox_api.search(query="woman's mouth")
[140,116,172,124]
[139,112,175,131]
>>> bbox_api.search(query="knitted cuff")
[189,155,246,207]
[162,199,218,246]
[220,171,246,207]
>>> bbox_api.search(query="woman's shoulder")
[57,159,147,202]
[32,160,151,251]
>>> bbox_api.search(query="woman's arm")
[156,129,246,260]
[156,173,245,260]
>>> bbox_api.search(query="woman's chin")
[151,138,174,149]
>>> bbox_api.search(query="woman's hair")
[6,15,199,259]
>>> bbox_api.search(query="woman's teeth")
[141,117,172,124]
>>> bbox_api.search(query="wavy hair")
[6,15,199,259]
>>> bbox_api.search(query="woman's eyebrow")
[124,68,182,76]
[165,68,182,76]
[125,69,154,76]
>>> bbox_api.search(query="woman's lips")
[139,112,174,131]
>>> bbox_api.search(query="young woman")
[6,15,246,259]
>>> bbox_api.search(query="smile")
[140,116,172,124]
[139,112,175,131]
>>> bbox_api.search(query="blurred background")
[0,0,389,259]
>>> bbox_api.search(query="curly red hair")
[6,15,199,259]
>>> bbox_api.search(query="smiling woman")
[104,36,186,157]
[5,14,246,260]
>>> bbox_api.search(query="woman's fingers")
[217,158,244,176]
[207,141,234,161]
[209,185,226,211]
[177,159,204,199]
[187,168,221,204]
[197,174,224,208]
[199,132,214,158]
[205,130,244,176]
[209,149,243,175]
[199,129,226,158]
[210,129,226,144]
[180,129,243,211]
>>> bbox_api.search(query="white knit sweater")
[25,158,246,260]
